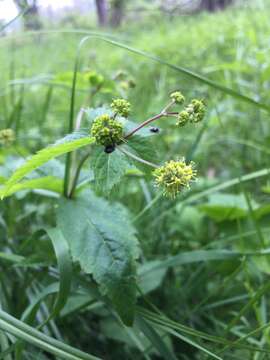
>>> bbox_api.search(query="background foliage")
[1,0,270,359]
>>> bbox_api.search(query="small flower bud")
[153,159,196,198]
[111,98,131,118]
[187,99,206,123]
[170,91,185,104]
[0,128,15,146]
[87,71,104,86]
[91,114,123,146]
[176,110,189,127]
[176,99,206,126]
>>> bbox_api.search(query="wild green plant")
[1,91,205,324]
[0,87,210,358]
[2,2,270,358]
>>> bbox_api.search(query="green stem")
[117,146,158,169]
[63,64,79,197]
[63,37,90,198]
[69,152,91,198]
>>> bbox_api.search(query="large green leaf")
[138,260,167,294]
[124,135,158,175]
[56,191,139,325]
[1,135,94,199]
[90,146,133,194]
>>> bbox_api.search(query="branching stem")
[124,111,178,139]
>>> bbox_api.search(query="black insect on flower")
[150,127,160,133]
[104,144,116,153]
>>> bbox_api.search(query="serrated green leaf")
[90,146,133,194]
[1,136,94,199]
[124,135,158,174]
[54,131,90,144]
[56,192,139,325]
[0,176,63,198]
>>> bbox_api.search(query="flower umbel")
[176,110,190,127]
[170,91,185,105]
[176,99,206,126]
[0,129,15,146]
[111,98,131,117]
[91,114,123,146]
[153,159,197,198]
[186,99,206,123]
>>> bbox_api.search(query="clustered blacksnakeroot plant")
[0,128,15,146]
[90,91,206,197]
[0,89,206,330]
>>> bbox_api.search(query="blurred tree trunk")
[95,0,107,26]
[219,0,233,9]
[200,0,233,12]
[110,0,125,27]
[14,0,42,30]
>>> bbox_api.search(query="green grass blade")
[139,308,270,354]
[0,310,100,360]
[96,37,270,112]
[136,315,177,360]
[63,36,95,197]
[224,281,270,337]
[155,324,223,360]
[185,168,270,205]
[46,228,72,321]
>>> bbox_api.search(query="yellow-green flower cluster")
[91,114,123,146]
[177,99,206,126]
[176,110,189,127]
[188,99,206,123]
[170,91,185,104]
[0,128,15,146]
[111,98,131,118]
[153,159,196,198]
